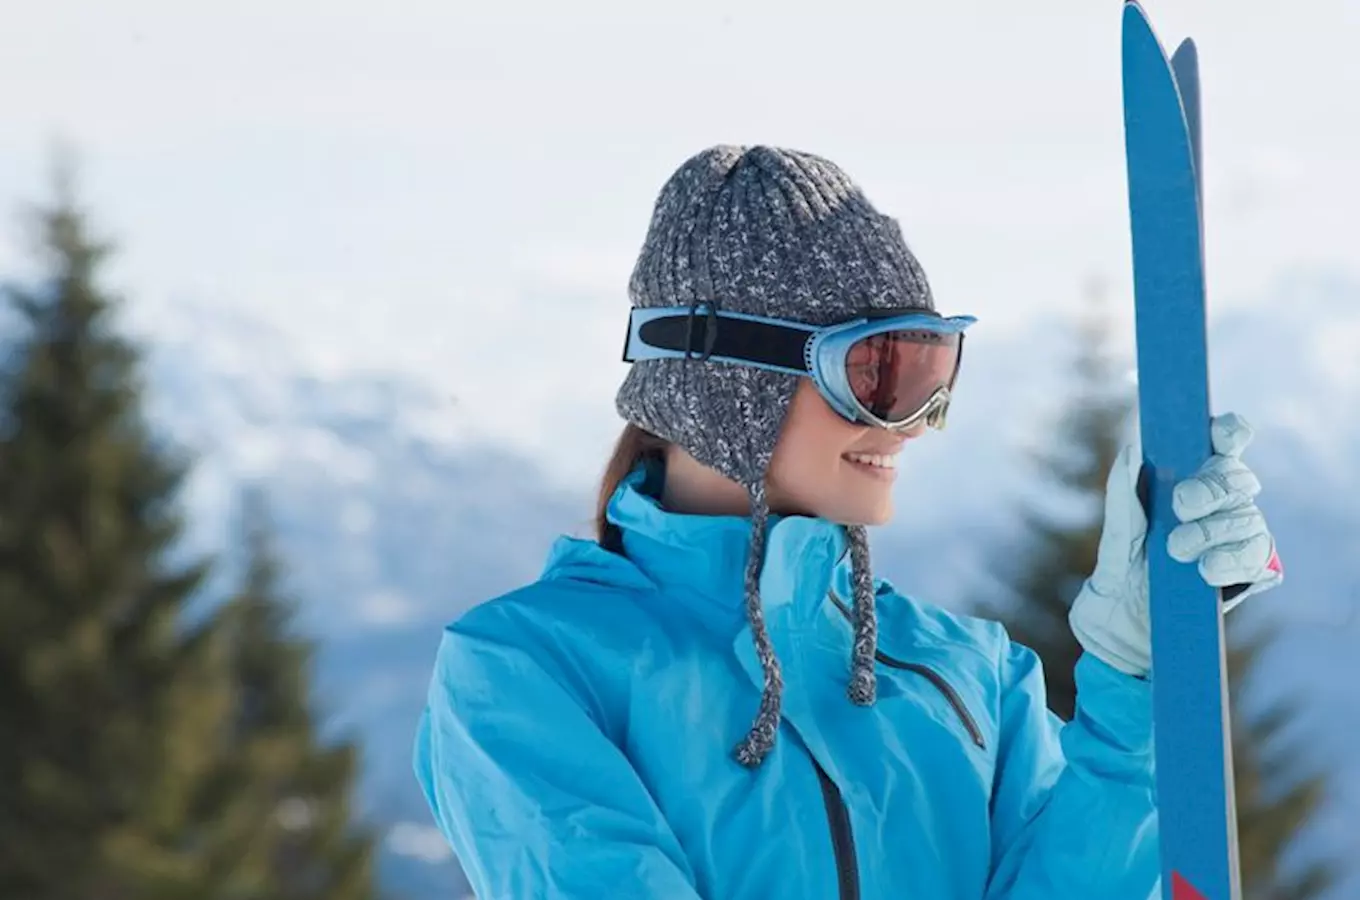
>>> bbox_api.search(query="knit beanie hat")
[615,145,936,767]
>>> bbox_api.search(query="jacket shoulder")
[430,541,671,731]
[447,571,663,662]
[450,535,658,637]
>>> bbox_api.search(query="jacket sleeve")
[983,637,1161,899]
[413,618,704,900]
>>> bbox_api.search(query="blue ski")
[1121,4,1240,900]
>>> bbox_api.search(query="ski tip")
[1121,0,1170,69]
[1122,1,1155,43]
[1172,37,1199,64]
[1122,0,1149,24]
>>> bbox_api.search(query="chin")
[834,499,894,528]
[858,507,894,527]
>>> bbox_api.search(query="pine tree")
[0,163,233,897]
[0,165,382,900]
[200,487,379,899]
[977,283,1334,897]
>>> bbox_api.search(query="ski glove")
[1068,412,1284,678]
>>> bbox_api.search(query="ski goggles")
[622,303,977,431]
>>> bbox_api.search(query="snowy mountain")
[129,268,1360,899]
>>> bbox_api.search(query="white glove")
[1068,412,1284,678]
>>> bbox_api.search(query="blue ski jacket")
[414,466,1161,899]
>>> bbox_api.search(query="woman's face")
[766,380,924,526]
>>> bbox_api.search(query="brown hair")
[595,422,668,549]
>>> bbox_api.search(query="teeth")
[845,452,897,469]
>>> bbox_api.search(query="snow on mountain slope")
[122,268,1360,898]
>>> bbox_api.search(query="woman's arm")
[413,610,704,900]
[983,637,1161,900]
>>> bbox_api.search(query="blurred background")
[1,1,1356,897]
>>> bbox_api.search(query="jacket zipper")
[873,653,987,750]
[812,756,861,900]
[828,591,987,750]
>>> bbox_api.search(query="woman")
[413,145,1283,899]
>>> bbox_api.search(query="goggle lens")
[845,330,962,426]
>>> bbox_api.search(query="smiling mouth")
[842,451,898,470]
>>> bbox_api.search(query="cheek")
[768,383,869,499]
[781,424,853,477]
[769,427,860,505]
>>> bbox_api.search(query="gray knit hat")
[615,145,935,767]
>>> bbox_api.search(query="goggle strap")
[625,309,812,373]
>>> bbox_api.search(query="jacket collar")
[603,462,849,619]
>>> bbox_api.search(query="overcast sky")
[2,0,1356,482]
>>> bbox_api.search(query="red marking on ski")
[1172,871,1208,900]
